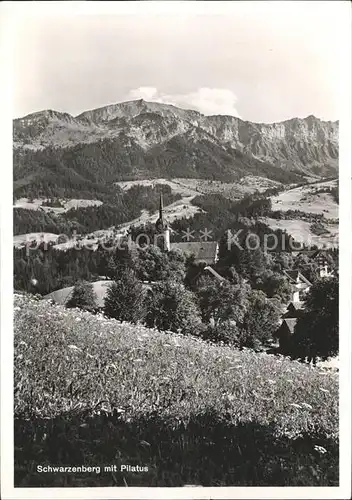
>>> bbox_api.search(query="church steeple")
[155,191,170,251]
[159,192,164,222]
[156,192,166,232]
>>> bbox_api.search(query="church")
[154,193,219,266]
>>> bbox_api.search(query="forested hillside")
[14,184,181,235]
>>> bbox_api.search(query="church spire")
[155,190,170,251]
[159,192,164,221]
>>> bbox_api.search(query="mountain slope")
[13,100,339,199]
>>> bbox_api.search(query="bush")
[200,321,240,345]
[255,272,292,303]
[310,222,329,236]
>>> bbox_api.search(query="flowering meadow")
[14,293,339,487]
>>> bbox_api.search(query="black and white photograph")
[1,1,351,499]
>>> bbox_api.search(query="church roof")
[170,241,218,262]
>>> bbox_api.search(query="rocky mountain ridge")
[13,100,339,199]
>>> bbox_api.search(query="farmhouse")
[274,299,305,352]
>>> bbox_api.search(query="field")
[44,280,115,307]
[14,232,60,248]
[263,179,339,248]
[260,217,339,249]
[14,294,339,487]
[270,180,338,220]
[13,198,103,215]
[115,178,200,197]
[117,176,283,200]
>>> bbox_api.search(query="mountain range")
[13,99,339,199]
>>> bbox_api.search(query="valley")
[270,179,338,219]
[262,178,339,248]
[13,176,339,250]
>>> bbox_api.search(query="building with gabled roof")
[283,269,312,303]
[282,301,305,319]
[273,318,298,353]
[189,265,227,288]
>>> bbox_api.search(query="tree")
[294,254,320,283]
[240,291,281,349]
[66,281,97,312]
[134,245,186,283]
[292,277,338,362]
[145,281,201,334]
[196,276,250,325]
[106,256,118,280]
[271,252,294,273]
[255,271,292,303]
[103,269,146,323]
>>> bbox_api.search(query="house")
[273,318,297,353]
[188,265,227,287]
[274,299,306,353]
[203,266,226,282]
[283,270,312,303]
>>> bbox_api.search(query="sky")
[8,1,349,122]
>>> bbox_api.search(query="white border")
[1,2,351,499]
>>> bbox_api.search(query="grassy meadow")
[14,293,339,487]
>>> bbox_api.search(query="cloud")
[128,87,159,101]
[127,87,241,118]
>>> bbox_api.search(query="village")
[37,192,338,366]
